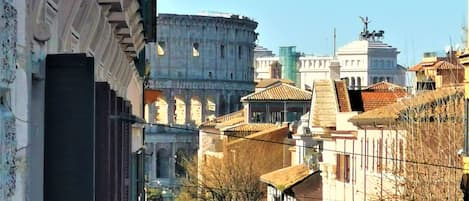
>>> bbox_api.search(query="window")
[230,73,233,80]
[157,41,165,56]
[336,154,350,183]
[208,72,212,79]
[193,42,200,57]
[238,45,242,59]
[220,44,225,58]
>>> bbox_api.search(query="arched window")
[357,77,362,89]
[156,149,170,178]
[351,77,356,89]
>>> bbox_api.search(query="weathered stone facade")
[144,13,258,192]
[146,13,258,126]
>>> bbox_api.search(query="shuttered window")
[336,154,350,183]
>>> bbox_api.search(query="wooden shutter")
[344,155,350,183]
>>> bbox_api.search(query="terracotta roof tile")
[361,91,409,111]
[409,60,463,72]
[260,164,314,190]
[256,79,294,88]
[227,125,289,146]
[350,86,463,125]
[309,80,338,127]
[223,123,277,132]
[242,83,312,101]
[364,81,406,91]
[201,110,244,127]
[335,81,351,112]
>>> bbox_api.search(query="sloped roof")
[364,81,406,91]
[409,60,464,72]
[242,83,312,101]
[214,117,245,128]
[260,164,314,190]
[222,123,277,132]
[361,91,408,111]
[335,81,352,112]
[201,110,244,127]
[255,79,294,88]
[227,125,289,146]
[349,86,463,125]
[309,80,338,128]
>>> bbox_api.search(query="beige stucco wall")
[321,128,406,201]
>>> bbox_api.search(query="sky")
[157,0,467,66]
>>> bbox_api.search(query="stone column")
[184,93,192,126]
[170,143,176,182]
[201,92,207,122]
[149,103,156,124]
[150,143,157,181]
[225,93,231,114]
[166,90,174,125]
[215,91,221,116]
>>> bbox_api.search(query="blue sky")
[157,0,467,66]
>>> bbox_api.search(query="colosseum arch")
[217,94,226,116]
[206,96,216,121]
[230,94,240,112]
[155,96,168,124]
[190,96,203,126]
[174,95,186,125]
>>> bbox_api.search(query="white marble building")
[254,34,406,89]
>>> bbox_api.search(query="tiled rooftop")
[349,86,463,125]
[201,110,244,127]
[335,81,352,112]
[361,91,408,111]
[255,79,294,88]
[309,80,338,127]
[227,125,289,146]
[260,164,313,190]
[409,60,464,72]
[242,83,312,101]
[364,81,406,91]
[223,123,277,132]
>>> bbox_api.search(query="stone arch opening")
[206,96,216,121]
[190,96,202,126]
[230,94,240,112]
[174,95,186,125]
[156,148,170,178]
[155,96,168,124]
[218,94,226,116]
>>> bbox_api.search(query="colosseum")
[144,13,258,189]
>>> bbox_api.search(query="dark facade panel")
[44,54,95,201]
[95,82,112,201]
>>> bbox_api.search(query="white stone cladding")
[254,39,407,89]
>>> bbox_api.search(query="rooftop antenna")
[333,28,337,58]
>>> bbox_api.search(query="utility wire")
[147,123,463,170]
